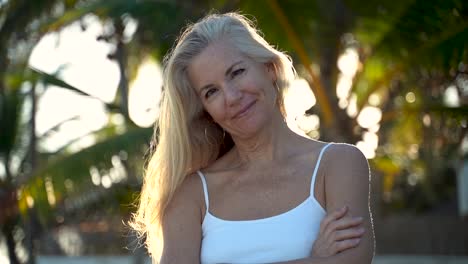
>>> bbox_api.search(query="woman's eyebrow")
[225,60,244,77]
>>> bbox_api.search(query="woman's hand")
[311,206,365,257]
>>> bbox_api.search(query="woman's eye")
[204,88,217,99]
[231,68,245,78]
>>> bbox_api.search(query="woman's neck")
[230,113,302,166]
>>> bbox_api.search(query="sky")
[28,14,161,153]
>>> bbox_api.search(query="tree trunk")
[3,220,20,264]
[25,83,37,264]
[30,83,37,171]
[315,0,356,143]
[114,19,130,122]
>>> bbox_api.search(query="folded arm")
[273,144,375,264]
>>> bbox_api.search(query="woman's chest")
[207,164,321,221]
[200,197,325,264]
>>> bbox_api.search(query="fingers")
[335,216,364,229]
[319,206,348,233]
[328,227,363,255]
[333,238,361,254]
[326,216,363,236]
[333,227,365,241]
[321,207,365,244]
[312,206,365,257]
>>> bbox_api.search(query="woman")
[131,12,374,263]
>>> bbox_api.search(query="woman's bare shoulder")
[294,138,330,158]
[320,143,370,190]
[166,172,204,217]
[324,143,368,167]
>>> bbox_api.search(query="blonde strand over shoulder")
[130,82,193,258]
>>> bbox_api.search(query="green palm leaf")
[18,127,152,225]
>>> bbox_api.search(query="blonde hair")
[130,12,295,259]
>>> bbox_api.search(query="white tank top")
[197,143,332,264]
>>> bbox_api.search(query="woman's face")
[187,39,279,139]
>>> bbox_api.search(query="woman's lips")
[232,100,256,119]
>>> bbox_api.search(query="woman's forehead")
[193,40,244,67]
[187,40,248,88]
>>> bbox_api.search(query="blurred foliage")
[240,0,467,213]
[0,0,467,261]
[18,127,152,225]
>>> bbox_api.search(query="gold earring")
[274,81,280,92]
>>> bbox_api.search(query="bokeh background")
[0,0,467,263]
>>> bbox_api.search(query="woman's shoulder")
[181,172,207,199]
[166,172,205,217]
[299,139,363,155]
[320,142,370,182]
[323,142,367,163]
[292,138,332,159]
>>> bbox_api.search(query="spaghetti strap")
[310,143,333,196]
[197,170,210,211]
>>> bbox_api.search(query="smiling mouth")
[232,100,256,119]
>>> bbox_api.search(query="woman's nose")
[223,83,242,106]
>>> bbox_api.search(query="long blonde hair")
[130,12,295,259]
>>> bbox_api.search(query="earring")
[274,81,280,92]
[204,127,209,141]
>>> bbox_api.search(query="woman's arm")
[272,143,375,264]
[159,174,203,264]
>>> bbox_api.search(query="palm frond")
[18,127,152,224]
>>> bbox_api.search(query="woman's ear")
[265,61,278,82]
